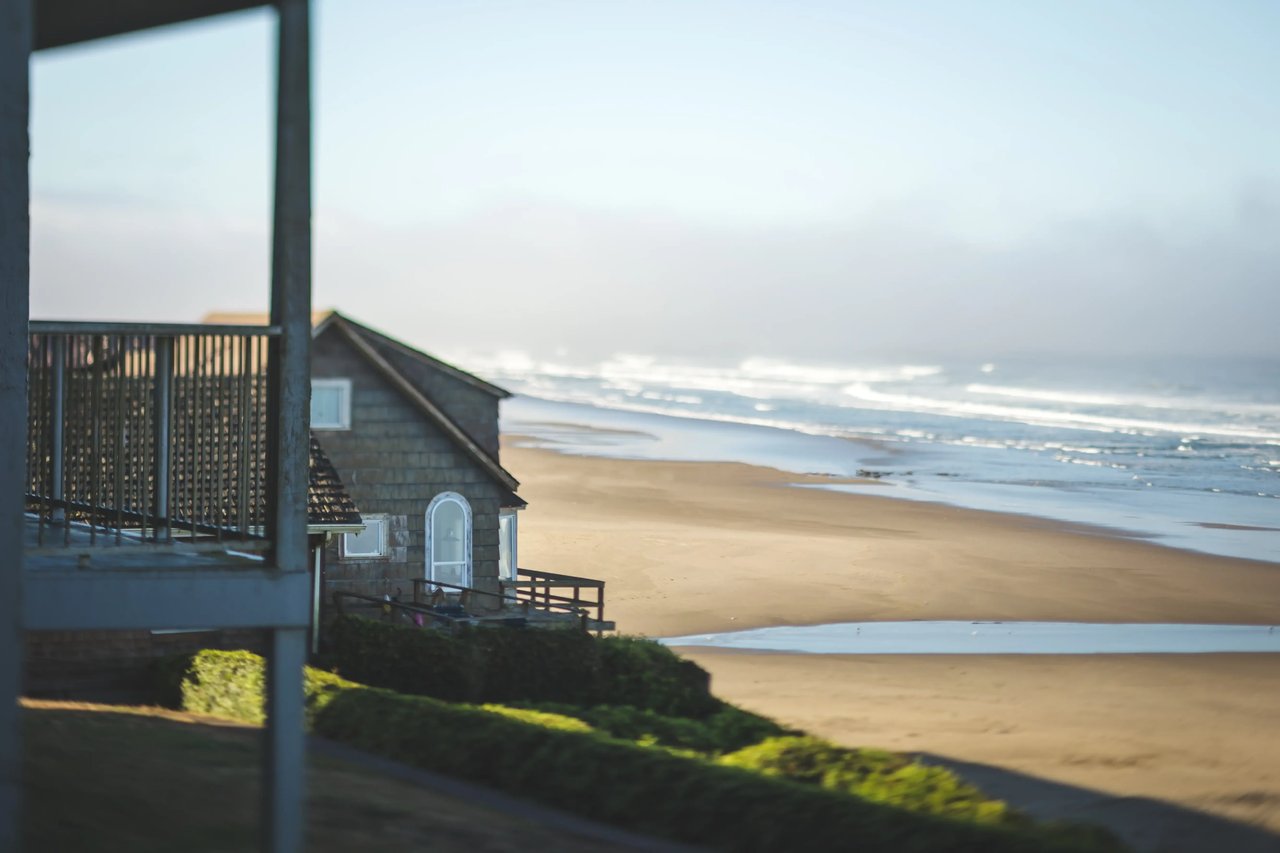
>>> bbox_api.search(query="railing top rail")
[516,567,605,588]
[332,591,595,632]
[29,321,282,337]
[503,581,602,593]
[410,576,592,620]
[331,592,471,624]
[410,576,505,603]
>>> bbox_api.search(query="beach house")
[307,310,525,609]
[204,309,609,630]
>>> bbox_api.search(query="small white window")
[499,508,519,602]
[311,378,352,430]
[343,514,388,559]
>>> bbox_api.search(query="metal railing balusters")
[192,333,203,540]
[237,336,251,538]
[155,335,172,541]
[89,335,103,545]
[25,324,277,549]
[113,337,126,543]
[138,336,150,540]
[255,337,267,530]
[213,334,224,542]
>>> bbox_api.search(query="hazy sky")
[29,0,1280,362]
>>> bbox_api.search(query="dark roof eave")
[309,517,366,532]
[322,310,513,399]
[500,493,528,510]
[35,0,269,51]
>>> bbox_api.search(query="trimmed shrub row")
[323,615,718,716]
[720,736,1017,825]
[509,700,791,755]
[167,650,1121,853]
[177,649,351,728]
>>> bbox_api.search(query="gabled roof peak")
[202,309,510,400]
[203,307,522,497]
[323,316,522,497]
[320,311,511,400]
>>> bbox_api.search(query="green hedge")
[175,649,353,728]
[168,650,1121,853]
[595,634,718,716]
[323,615,718,716]
[509,701,791,755]
[720,736,1018,825]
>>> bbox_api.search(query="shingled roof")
[314,311,511,399]
[308,434,363,532]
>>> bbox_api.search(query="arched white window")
[426,492,472,591]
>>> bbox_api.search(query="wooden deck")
[336,579,615,635]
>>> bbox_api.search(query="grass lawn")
[21,700,623,853]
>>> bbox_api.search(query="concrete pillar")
[0,1,30,850]
[263,1,312,851]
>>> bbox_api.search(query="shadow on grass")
[24,705,260,853]
[21,703,647,853]
[917,753,1280,853]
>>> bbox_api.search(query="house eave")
[308,523,364,536]
[34,0,269,51]
[326,310,513,399]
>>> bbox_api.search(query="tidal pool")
[661,621,1280,655]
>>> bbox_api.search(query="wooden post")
[0,1,29,848]
[263,1,311,851]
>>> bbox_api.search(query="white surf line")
[660,621,1280,655]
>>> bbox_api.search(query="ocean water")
[468,351,1280,563]
[661,621,1280,655]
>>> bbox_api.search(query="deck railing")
[25,322,278,548]
[411,575,596,628]
[332,591,477,632]
[504,568,606,630]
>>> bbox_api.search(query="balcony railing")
[504,568,606,630]
[26,322,279,550]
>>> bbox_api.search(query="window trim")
[342,514,388,559]
[311,378,352,430]
[425,492,473,590]
[499,507,519,601]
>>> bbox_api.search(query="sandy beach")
[504,441,1280,849]
[506,443,1280,636]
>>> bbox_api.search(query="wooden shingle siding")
[368,338,502,459]
[312,329,508,604]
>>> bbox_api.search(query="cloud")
[31,194,269,321]
[31,190,1280,361]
